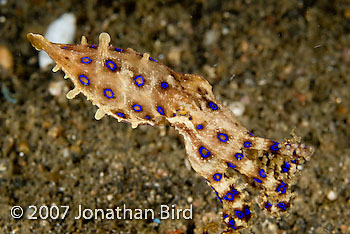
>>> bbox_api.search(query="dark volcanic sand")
[1,0,349,233]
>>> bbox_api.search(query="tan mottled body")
[27,32,314,233]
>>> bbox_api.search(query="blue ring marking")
[248,132,254,136]
[244,141,252,148]
[231,188,238,195]
[199,146,210,158]
[259,169,267,178]
[216,193,222,203]
[291,158,297,163]
[90,45,97,48]
[277,202,287,211]
[218,133,229,142]
[78,75,90,86]
[149,57,158,62]
[235,153,243,160]
[145,115,151,120]
[254,178,262,183]
[235,210,244,219]
[161,82,168,89]
[104,89,114,98]
[189,117,192,120]
[157,106,165,115]
[172,113,176,117]
[61,46,67,49]
[224,192,234,201]
[227,162,236,168]
[116,112,125,118]
[208,102,218,110]
[244,208,250,215]
[270,141,280,151]
[115,47,123,52]
[213,173,222,181]
[106,60,117,71]
[265,202,272,209]
[80,57,92,64]
[223,214,228,219]
[281,161,291,172]
[134,75,145,86]
[229,219,235,226]
[196,125,203,130]
[276,182,287,194]
[132,104,142,112]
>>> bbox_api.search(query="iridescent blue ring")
[199,146,210,158]
[281,161,291,173]
[213,173,222,181]
[265,202,272,209]
[231,188,238,195]
[208,102,218,110]
[116,112,125,118]
[149,57,158,62]
[145,115,151,120]
[157,107,165,115]
[215,192,222,203]
[132,104,142,112]
[218,133,229,142]
[235,210,244,219]
[104,89,114,98]
[276,183,286,194]
[244,208,250,215]
[80,57,92,64]
[227,163,236,168]
[254,178,262,183]
[277,202,287,210]
[196,125,203,130]
[259,169,267,178]
[229,219,235,226]
[225,193,234,201]
[134,75,145,86]
[78,74,89,86]
[106,60,117,71]
[161,82,168,89]
[115,48,123,52]
[270,141,279,151]
[235,153,243,160]
[244,141,252,147]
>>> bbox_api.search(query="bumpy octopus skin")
[27,32,314,233]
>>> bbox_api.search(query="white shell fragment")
[39,13,76,68]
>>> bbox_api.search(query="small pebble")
[203,29,219,46]
[153,218,161,225]
[327,190,337,201]
[107,194,113,201]
[187,196,193,203]
[0,45,14,72]
[48,80,65,96]
[167,47,182,66]
[228,102,245,117]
